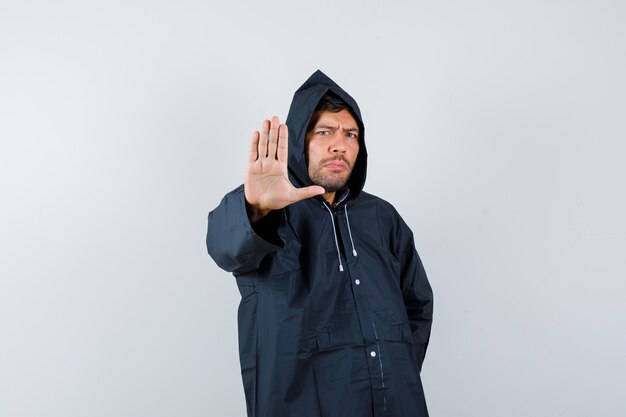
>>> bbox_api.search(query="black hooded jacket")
[207,70,433,417]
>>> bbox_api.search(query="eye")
[347,132,358,139]
[317,130,331,136]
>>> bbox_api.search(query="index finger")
[277,123,288,162]
[248,130,260,163]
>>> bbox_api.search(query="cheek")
[307,144,323,166]
[349,144,360,164]
[306,151,318,171]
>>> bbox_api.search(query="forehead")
[310,109,359,130]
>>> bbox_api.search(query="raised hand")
[244,116,325,223]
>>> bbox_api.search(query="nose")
[329,132,347,153]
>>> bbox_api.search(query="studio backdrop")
[1,1,625,416]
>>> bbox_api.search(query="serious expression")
[305,109,360,193]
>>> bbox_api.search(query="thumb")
[290,185,325,203]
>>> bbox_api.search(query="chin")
[310,169,350,192]
[321,180,348,193]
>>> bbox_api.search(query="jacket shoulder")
[352,190,403,219]
[353,191,414,245]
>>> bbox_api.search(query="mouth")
[323,160,348,170]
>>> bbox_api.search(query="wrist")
[245,200,271,224]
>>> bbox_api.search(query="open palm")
[244,116,324,221]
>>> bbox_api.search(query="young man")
[207,70,433,417]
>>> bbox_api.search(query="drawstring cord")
[344,204,358,257]
[323,202,359,272]
[323,203,344,272]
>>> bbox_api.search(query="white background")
[1,1,625,416]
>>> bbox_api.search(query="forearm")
[405,293,433,370]
[207,185,282,274]
[401,240,434,367]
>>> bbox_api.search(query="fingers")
[291,185,325,203]
[267,115,280,159]
[277,123,288,162]
[256,116,282,160]
[257,119,270,159]
[248,131,259,163]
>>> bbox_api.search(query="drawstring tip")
[352,249,358,257]
[339,264,344,272]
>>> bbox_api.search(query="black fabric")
[251,208,283,247]
[207,70,433,417]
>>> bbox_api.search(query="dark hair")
[307,92,358,132]
[314,92,352,114]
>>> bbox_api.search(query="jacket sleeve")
[206,185,283,275]
[400,232,434,371]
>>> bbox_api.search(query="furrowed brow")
[315,123,359,133]
[316,124,339,130]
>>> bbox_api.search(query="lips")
[325,163,347,170]
[323,159,348,170]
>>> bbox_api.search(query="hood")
[285,70,368,201]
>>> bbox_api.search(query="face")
[305,109,360,193]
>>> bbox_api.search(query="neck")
[323,191,336,205]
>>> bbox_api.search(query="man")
[207,70,433,417]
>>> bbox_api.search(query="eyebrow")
[316,124,360,133]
